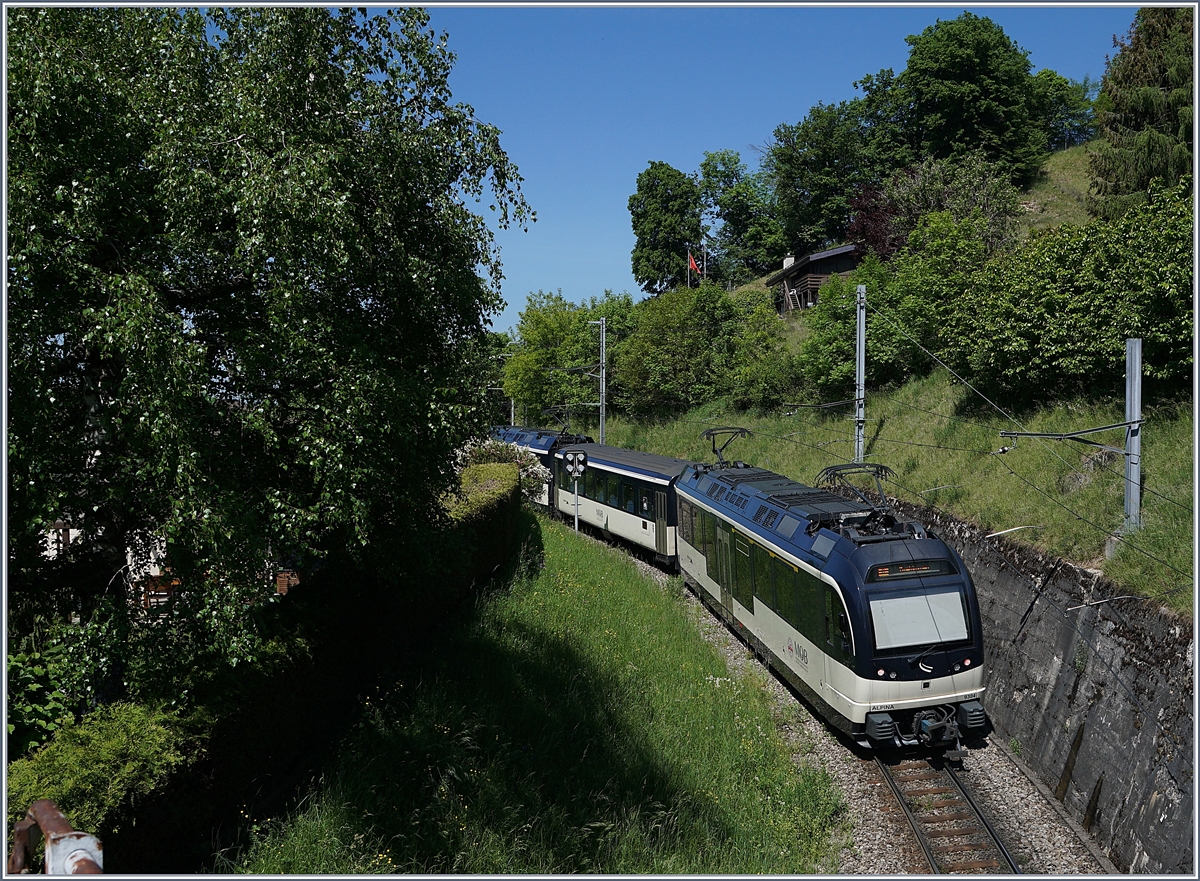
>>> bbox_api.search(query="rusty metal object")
[8,800,102,874]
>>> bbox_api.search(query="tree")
[7,7,530,701]
[765,101,867,256]
[502,289,633,429]
[1088,7,1194,219]
[1032,70,1099,151]
[899,12,1046,186]
[614,284,739,419]
[698,150,787,283]
[628,162,705,294]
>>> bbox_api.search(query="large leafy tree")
[7,8,529,695]
[698,150,787,284]
[898,12,1047,186]
[765,101,867,256]
[628,161,705,294]
[1089,6,1194,220]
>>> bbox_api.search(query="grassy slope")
[225,514,846,873]
[605,372,1192,616]
[1017,143,1093,236]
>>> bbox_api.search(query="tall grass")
[225,515,846,873]
[605,370,1192,615]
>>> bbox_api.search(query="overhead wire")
[863,301,1192,579]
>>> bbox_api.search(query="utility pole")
[855,284,866,463]
[1124,338,1142,534]
[588,317,606,444]
[997,337,1144,551]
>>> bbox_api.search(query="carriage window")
[584,469,595,500]
[638,487,654,519]
[622,481,636,513]
[607,476,619,508]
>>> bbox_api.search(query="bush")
[948,178,1193,399]
[456,439,550,505]
[6,649,72,757]
[6,702,187,836]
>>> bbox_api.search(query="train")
[489,424,988,754]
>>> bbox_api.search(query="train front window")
[869,585,969,651]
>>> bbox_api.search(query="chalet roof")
[764,243,858,287]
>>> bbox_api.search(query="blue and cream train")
[490,426,988,751]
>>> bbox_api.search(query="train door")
[715,521,733,609]
[654,490,668,555]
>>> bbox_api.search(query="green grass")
[222,514,846,873]
[1018,144,1093,236]
[604,371,1192,615]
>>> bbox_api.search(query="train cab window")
[622,482,636,513]
[753,545,774,610]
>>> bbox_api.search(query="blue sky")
[422,4,1138,336]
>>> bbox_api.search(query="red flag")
[688,252,700,275]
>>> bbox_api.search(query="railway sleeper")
[933,842,994,853]
[943,859,1001,870]
[925,826,985,838]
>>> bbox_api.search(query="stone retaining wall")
[895,501,1193,874]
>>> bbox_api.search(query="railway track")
[876,755,1021,874]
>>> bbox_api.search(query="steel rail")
[945,764,1022,874]
[875,757,940,873]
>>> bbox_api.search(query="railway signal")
[563,450,587,531]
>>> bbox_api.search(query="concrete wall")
[895,501,1193,874]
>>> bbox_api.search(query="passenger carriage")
[550,444,696,563]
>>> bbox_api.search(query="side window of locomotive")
[703,512,718,580]
[733,536,754,611]
[824,586,853,667]
[796,568,823,644]
[678,500,693,545]
[772,558,794,624]
[753,544,774,611]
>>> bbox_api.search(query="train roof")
[491,425,592,454]
[683,464,873,527]
[553,442,697,484]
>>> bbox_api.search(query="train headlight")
[877,668,886,677]
[963,658,972,667]
[888,671,897,680]
[953,663,962,672]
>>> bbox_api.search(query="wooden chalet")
[766,243,859,313]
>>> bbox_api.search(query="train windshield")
[868,585,969,651]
